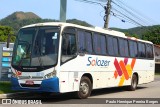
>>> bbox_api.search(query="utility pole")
[60,0,67,22]
[104,0,112,29]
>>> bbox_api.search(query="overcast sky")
[0,0,160,29]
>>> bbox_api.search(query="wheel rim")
[80,82,89,95]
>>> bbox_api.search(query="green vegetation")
[155,72,160,75]
[67,19,92,27]
[110,25,160,44]
[142,26,160,44]
[0,81,15,94]
[0,26,16,42]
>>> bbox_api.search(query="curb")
[0,92,28,99]
[0,94,8,99]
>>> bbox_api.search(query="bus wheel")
[76,76,92,99]
[128,74,138,91]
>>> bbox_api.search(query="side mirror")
[78,52,85,56]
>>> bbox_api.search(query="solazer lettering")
[87,57,110,66]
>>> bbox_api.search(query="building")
[154,45,160,73]
[0,42,14,81]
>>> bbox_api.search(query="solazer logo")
[87,57,110,67]
[113,58,136,86]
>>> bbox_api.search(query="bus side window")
[129,40,138,58]
[138,42,146,58]
[107,36,114,55]
[119,38,129,57]
[93,33,106,55]
[77,30,93,54]
[146,44,154,59]
[61,34,77,63]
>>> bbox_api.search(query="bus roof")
[22,22,153,44]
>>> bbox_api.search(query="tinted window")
[146,44,153,58]
[107,36,118,56]
[119,38,129,57]
[77,31,85,52]
[85,32,93,53]
[61,34,76,63]
[93,33,106,55]
[138,42,146,58]
[113,37,119,56]
[107,36,114,55]
[129,41,138,57]
[77,30,92,54]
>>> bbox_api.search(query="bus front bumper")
[11,77,59,92]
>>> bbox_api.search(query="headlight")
[11,72,19,78]
[43,71,56,79]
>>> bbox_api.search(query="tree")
[0,26,16,42]
[142,27,160,44]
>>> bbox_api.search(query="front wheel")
[76,76,92,99]
[128,74,138,91]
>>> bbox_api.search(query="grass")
[0,81,16,94]
[155,72,160,75]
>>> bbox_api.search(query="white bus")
[11,22,155,99]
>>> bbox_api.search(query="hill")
[2,11,41,21]
[111,25,160,38]
[0,12,92,34]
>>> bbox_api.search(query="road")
[1,75,160,105]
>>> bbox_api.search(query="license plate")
[25,80,34,85]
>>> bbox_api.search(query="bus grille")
[18,76,43,80]
[20,84,41,88]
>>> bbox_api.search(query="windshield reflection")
[12,26,60,70]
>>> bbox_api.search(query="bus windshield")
[12,26,60,70]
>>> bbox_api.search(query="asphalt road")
[1,75,160,105]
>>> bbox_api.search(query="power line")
[75,0,105,7]
[114,0,157,25]
[110,11,140,26]
[75,0,155,28]
[112,7,144,27]
[111,0,150,26]
[75,0,111,28]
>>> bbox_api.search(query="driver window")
[61,33,77,63]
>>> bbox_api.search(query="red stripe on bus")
[114,58,123,76]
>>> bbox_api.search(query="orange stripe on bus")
[119,61,129,80]
[131,59,136,69]
[114,71,118,79]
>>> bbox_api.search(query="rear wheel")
[128,74,138,91]
[76,76,92,99]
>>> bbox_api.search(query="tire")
[128,74,138,91]
[76,76,92,99]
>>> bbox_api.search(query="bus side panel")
[59,55,155,93]
[133,59,155,84]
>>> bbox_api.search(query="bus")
[11,22,155,99]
